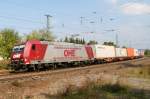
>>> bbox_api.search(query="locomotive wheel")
[35,64,42,71]
[13,65,22,72]
[27,65,36,72]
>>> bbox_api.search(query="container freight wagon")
[138,49,145,57]
[92,45,116,62]
[134,49,139,58]
[11,40,94,71]
[115,48,127,60]
[126,48,134,59]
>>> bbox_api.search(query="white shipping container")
[134,49,139,56]
[115,48,127,57]
[92,45,116,58]
[138,49,145,56]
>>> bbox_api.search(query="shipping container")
[92,45,116,58]
[134,49,139,56]
[115,48,127,57]
[126,48,134,57]
[138,49,145,56]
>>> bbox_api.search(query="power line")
[0,25,36,30]
[0,15,44,24]
[2,0,48,14]
[0,22,44,31]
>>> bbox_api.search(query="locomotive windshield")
[12,45,25,53]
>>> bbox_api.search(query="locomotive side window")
[32,44,36,50]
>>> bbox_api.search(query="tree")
[64,37,69,42]
[26,30,41,40]
[0,28,21,59]
[59,39,63,42]
[63,36,86,45]
[88,40,98,45]
[75,38,79,44]
[144,49,150,56]
[122,46,127,48]
[69,37,76,43]
[82,38,86,44]
[103,41,116,46]
[26,29,55,41]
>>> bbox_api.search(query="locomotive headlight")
[24,58,27,62]
[24,58,30,64]
[24,58,29,65]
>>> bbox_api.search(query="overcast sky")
[0,0,149,49]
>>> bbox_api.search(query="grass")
[127,65,150,79]
[0,59,10,70]
[11,81,22,87]
[44,84,150,99]
[46,84,149,99]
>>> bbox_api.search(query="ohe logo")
[64,49,75,57]
[13,54,21,59]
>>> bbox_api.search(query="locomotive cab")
[11,44,25,70]
[10,40,48,71]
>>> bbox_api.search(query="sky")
[0,0,150,49]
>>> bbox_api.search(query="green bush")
[99,84,127,94]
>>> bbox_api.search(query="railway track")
[0,57,148,83]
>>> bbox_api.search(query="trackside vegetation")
[0,28,21,59]
[47,84,149,99]
[0,60,10,69]
[126,65,150,79]
[145,49,150,57]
